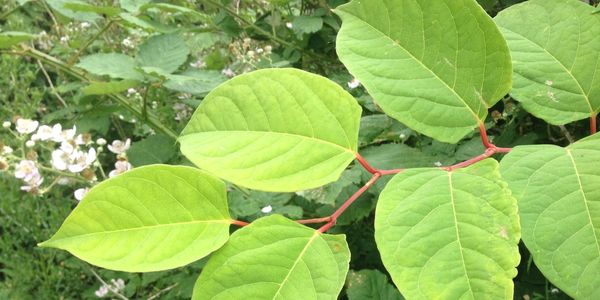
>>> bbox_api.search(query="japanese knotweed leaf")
[39,165,232,272]
[500,133,600,299]
[375,159,520,299]
[192,215,350,300]
[495,0,600,124]
[335,0,511,144]
[179,68,362,192]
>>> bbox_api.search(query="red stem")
[592,114,597,135]
[318,173,381,233]
[297,216,331,224]
[231,219,249,227]
[478,121,495,149]
[443,148,495,171]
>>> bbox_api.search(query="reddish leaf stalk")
[355,153,404,175]
[318,173,381,233]
[231,219,250,227]
[591,114,597,135]
[296,216,331,224]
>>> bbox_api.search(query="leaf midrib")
[499,26,595,114]
[338,8,485,122]
[272,232,320,299]
[447,172,476,299]
[180,130,357,155]
[41,219,231,246]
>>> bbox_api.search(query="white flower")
[51,149,70,171]
[261,205,273,214]
[52,125,79,143]
[60,36,69,44]
[14,160,39,181]
[94,285,109,298]
[74,134,86,145]
[221,68,235,78]
[74,188,89,201]
[107,139,131,155]
[2,146,13,155]
[122,37,134,48]
[20,172,44,192]
[15,119,39,134]
[109,160,132,178]
[286,22,293,29]
[347,78,361,89]
[265,45,272,54]
[2,121,10,128]
[52,147,96,173]
[67,148,97,173]
[256,48,264,54]
[247,50,255,57]
[111,279,125,291]
[96,138,107,146]
[25,140,35,148]
[190,59,206,69]
[80,22,91,29]
[434,161,443,167]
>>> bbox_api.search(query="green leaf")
[119,0,150,13]
[495,0,600,124]
[499,133,600,299]
[0,31,36,49]
[46,0,101,21]
[63,2,122,16]
[77,53,143,80]
[137,33,190,74]
[179,68,362,192]
[127,135,177,166]
[346,269,403,300]
[335,0,512,143]
[39,165,232,272]
[163,70,227,95]
[192,215,350,300]
[82,79,139,95]
[292,16,323,35]
[375,159,520,299]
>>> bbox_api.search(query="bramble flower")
[2,121,10,128]
[52,125,78,143]
[15,119,39,134]
[265,45,272,54]
[222,68,235,78]
[74,187,89,201]
[109,160,132,178]
[25,140,35,148]
[261,205,273,213]
[33,124,62,141]
[14,160,39,182]
[2,146,13,155]
[94,285,108,298]
[80,22,91,29]
[347,78,361,89]
[96,138,107,146]
[107,139,131,155]
[122,37,134,48]
[286,22,293,29]
[20,173,44,192]
[67,148,97,173]
[51,148,97,173]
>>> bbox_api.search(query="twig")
[68,19,115,65]
[147,283,178,300]
[36,59,68,107]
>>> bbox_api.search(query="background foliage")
[1,0,599,299]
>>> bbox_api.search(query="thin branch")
[68,19,115,65]
[231,219,250,227]
[5,46,178,140]
[147,283,178,300]
[199,0,325,60]
[36,59,68,107]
